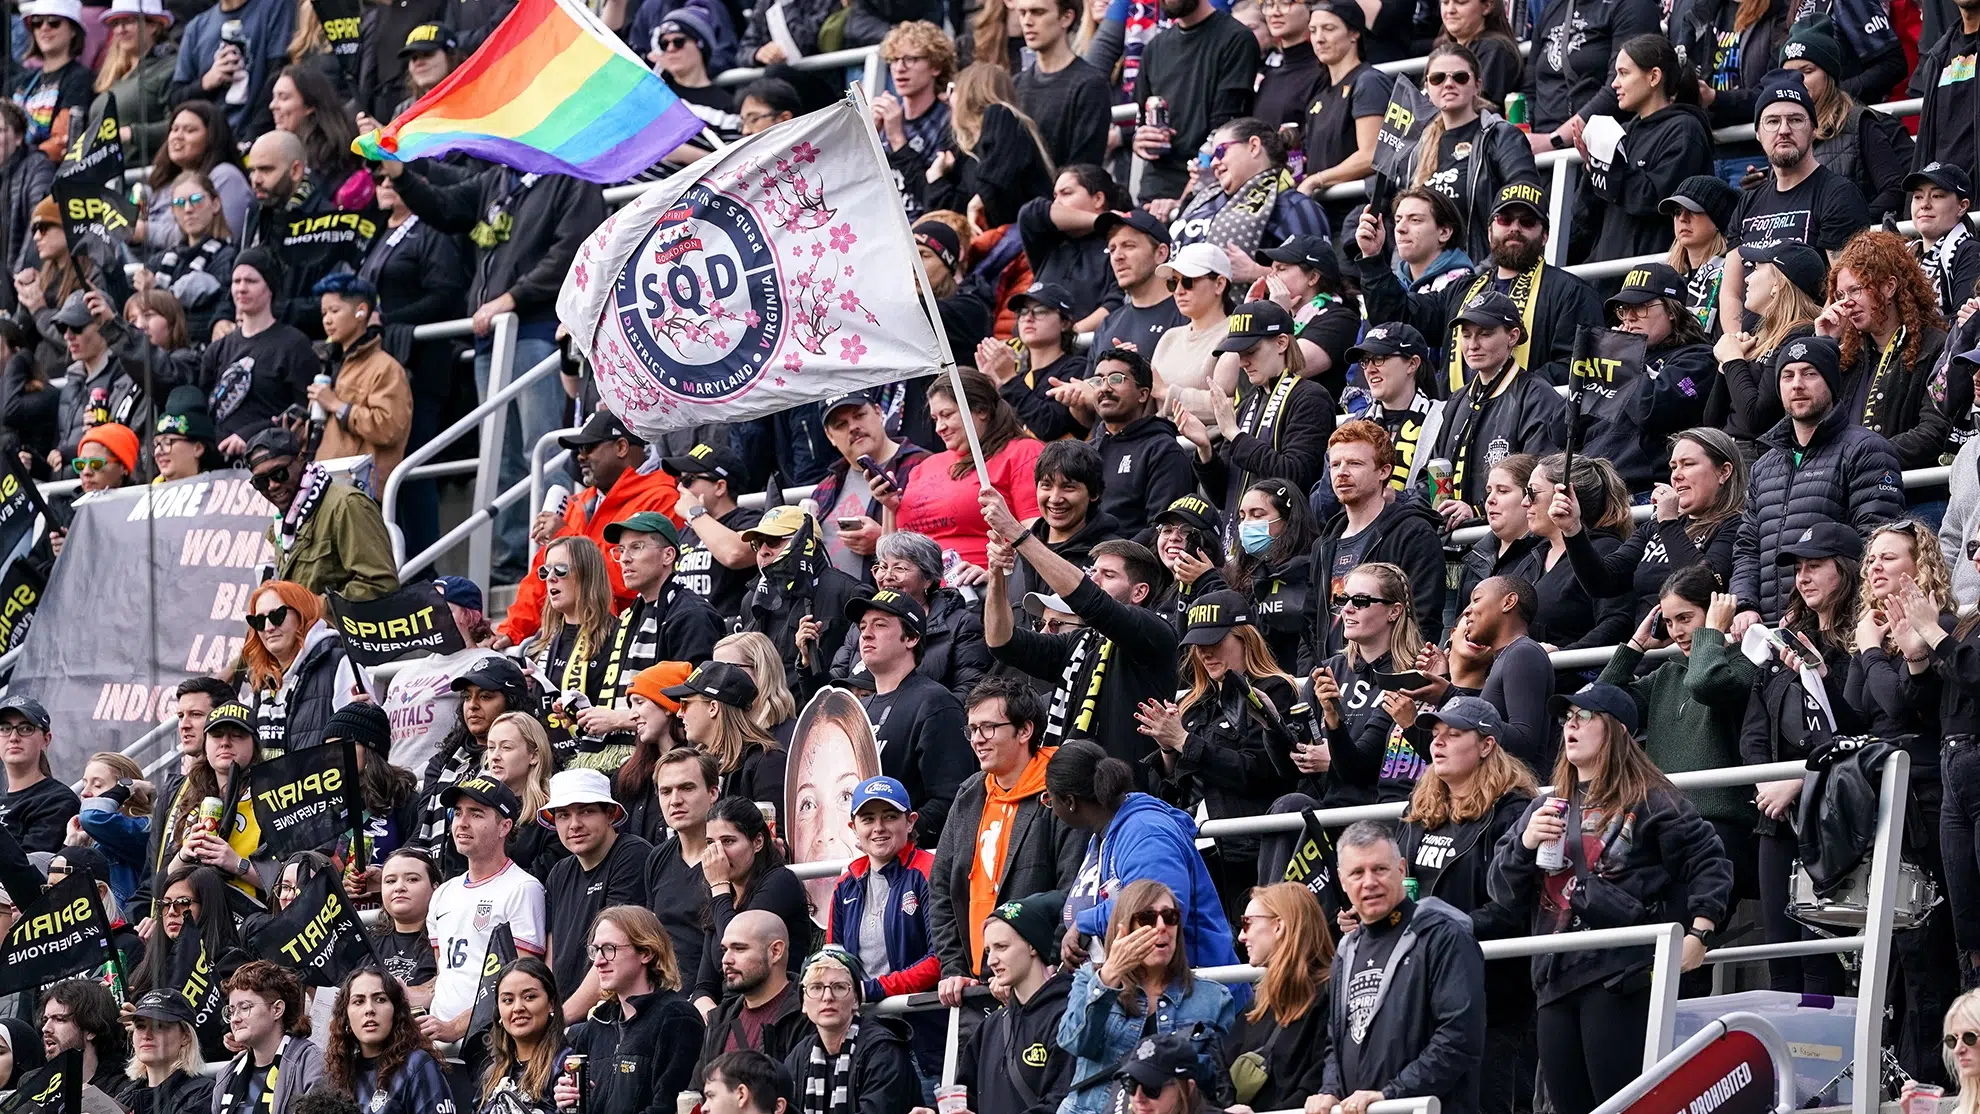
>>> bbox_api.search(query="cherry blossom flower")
[744,310,761,327]
[829,224,858,252]
[784,351,804,371]
[840,335,867,363]
[839,290,859,311]
[792,142,819,164]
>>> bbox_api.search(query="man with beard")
[742,506,868,695]
[1129,0,1261,204]
[1718,74,1871,321]
[224,131,367,337]
[1730,335,1903,626]
[1354,183,1603,391]
[576,512,725,744]
[1078,347,1194,537]
[246,427,398,600]
[1424,292,1565,522]
[693,911,806,1085]
[1913,0,1980,180]
[496,410,682,646]
[808,391,928,582]
[1084,210,1186,365]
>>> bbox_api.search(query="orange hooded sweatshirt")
[968,745,1056,964]
[498,462,681,644]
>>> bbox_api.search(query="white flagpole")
[845,82,994,492]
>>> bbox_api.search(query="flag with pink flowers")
[557,97,946,437]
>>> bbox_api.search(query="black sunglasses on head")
[246,604,294,631]
[1966,539,1980,561]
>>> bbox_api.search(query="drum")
[1789,858,1938,931]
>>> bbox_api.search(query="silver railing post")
[1546,155,1574,268]
[1854,749,1910,1114]
[470,312,521,589]
[530,427,580,519]
[1642,921,1685,1071]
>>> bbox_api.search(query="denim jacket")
[1054,962,1237,1114]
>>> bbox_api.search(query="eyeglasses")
[1946,1031,1980,1049]
[275,880,300,899]
[0,724,42,738]
[1425,69,1474,86]
[1563,707,1600,723]
[154,434,190,453]
[246,605,295,632]
[739,109,778,127]
[609,542,661,561]
[1333,593,1394,610]
[170,192,209,209]
[873,560,923,578]
[220,1001,258,1022]
[802,981,856,999]
[965,721,1012,740]
[158,897,198,913]
[1099,371,1137,387]
[1129,908,1181,928]
[537,562,573,580]
[1494,210,1542,230]
[1016,306,1060,321]
[586,942,623,961]
[888,53,930,66]
[71,456,110,474]
[659,34,693,49]
[1757,114,1809,132]
[248,464,293,492]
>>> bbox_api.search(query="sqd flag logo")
[559,97,945,439]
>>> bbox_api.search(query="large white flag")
[557,97,946,438]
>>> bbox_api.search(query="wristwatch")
[1685,926,1710,942]
[685,504,708,520]
[1550,132,1570,150]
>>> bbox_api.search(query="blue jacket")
[1055,962,1237,1114]
[827,847,941,1000]
[78,797,146,906]
[1070,794,1245,986]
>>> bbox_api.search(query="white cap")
[1022,591,1072,618]
[1159,241,1233,280]
[20,0,85,25]
[537,768,624,828]
[106,0,171,22]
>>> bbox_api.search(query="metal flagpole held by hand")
[845,80,993,491]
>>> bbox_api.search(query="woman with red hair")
[1817,229,1951,469]
[241,580,374,753]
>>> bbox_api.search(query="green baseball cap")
[602,511,680,547]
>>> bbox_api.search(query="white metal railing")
[1593,1012,1799,1114]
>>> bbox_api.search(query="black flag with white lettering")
[1566,326,1647,456]
[248,740,362,859]
[0,874,112,996]
[0,1048,82,1114]
[465,923,518,1049]
[251,866,375,987]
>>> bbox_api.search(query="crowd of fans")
[12,0,1980,1109]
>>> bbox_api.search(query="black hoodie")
[1399,790,1535,1029]
[961,970,1076,1114]
[1091,415,1197,537]
[568,989,707,1114]
[1301,493,1448,671]
[1577,339,1714,493]
[782,1014,924,1114]
[1007,511,1126,605]
[1583,103,1716,263]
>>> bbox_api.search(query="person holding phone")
[810,391,928,582]
[1303,563,1429,807]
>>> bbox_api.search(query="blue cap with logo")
[851,775,912,815]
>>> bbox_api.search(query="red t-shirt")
[893,439,1046,567]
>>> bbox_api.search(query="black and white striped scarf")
[1043,628,1110,747]
[802,1023,858,1114]
[416,737,485,848]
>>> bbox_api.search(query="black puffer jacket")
[1147,673,1297,864]
[830,586,993,704]
[782,1016,924,1114]
[1578,339,1715,493]
[1488,788,1733,1004]
[568,989,706,1113]
[1301,492,1448,670]
[1730,406,1905,619]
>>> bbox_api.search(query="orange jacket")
[498,463,682,644]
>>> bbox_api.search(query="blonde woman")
[120,989,213,1113]
[1402,694,1538,1114]
[1135,589,1299,920]
[483,711,559,879]
[1849,520,1958,791]
[524,537,615,749]
[76,751,153,906]
[1306,563,1427,805]
[927,63,1055,228]
[1924,991,1980,1114]
[714,631,798,743]
[673,660,786,804]
[1711,243,1825,447]
[1406,42,1536,263]
[95,0,176,165]
[1223,883,1333,1111]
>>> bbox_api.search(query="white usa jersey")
[427,859,546,1022]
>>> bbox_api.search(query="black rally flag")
[52,100,135,249]
[1370,77,1433,201]
[0,1048,83,1114]
[168,909,238,1061]
[249,739,363,859]
[0,874,113,996]
[1566,326,1648,456]
[327,582,467,666]
[310,0,361,67]
[0,454,49,652]
[465,923,518,1046]
[252,866,375,987]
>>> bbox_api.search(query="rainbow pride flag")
[351,0,704,182]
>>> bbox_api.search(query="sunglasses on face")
[249,464,293,492]
[246,604,294,631]
[1495,210,1543,230]
[1333,593,1394,610]
[27,16,68,29]
[1967,539,1980,561]
[70,456,110,474]
[1425,69,1473,85]
[537,562,573,580]
[659,35,693,49]
[1209,139,1247,163]
[56,323,91,337]
[1165,274,1204,292]
[170,192,209,209]
[1946,1031,1980,1049]
[1129,907,1182,928]
[158,897,197,913]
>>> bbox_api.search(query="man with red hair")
[1301,420,1446,668]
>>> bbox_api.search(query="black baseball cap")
[1775,520,1864,565]
[1659,174,1741,233]
[1347,322,1429,364]
[1181,589,1252,646]
[1548,682,1640,736]
[1092,208,1172,246]
[1153,493,1219,536]
[1455,290,1522,331]
[398,22,455,55]
[129,990,199,1027]
[1743,241,1829,305]
[1493,181,1548,223]
[1253,234,1340,281]
[206,700,256,736]
[1114,1031,1210,1092]
[50,846,111,889]
[821,390,879,420]
[0,695,48,731]
[662,661,758,709]
[450,656,532,708]
[846,589,927,637]
[1008,283,1075,317]
[1419,695,1503,736]
[1606,262,1686,313]
[558,409,645,450]
[1906,161,1973,200]
[1213,301,1295,353]
[660,441,745,480]
[441,774,521,819]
